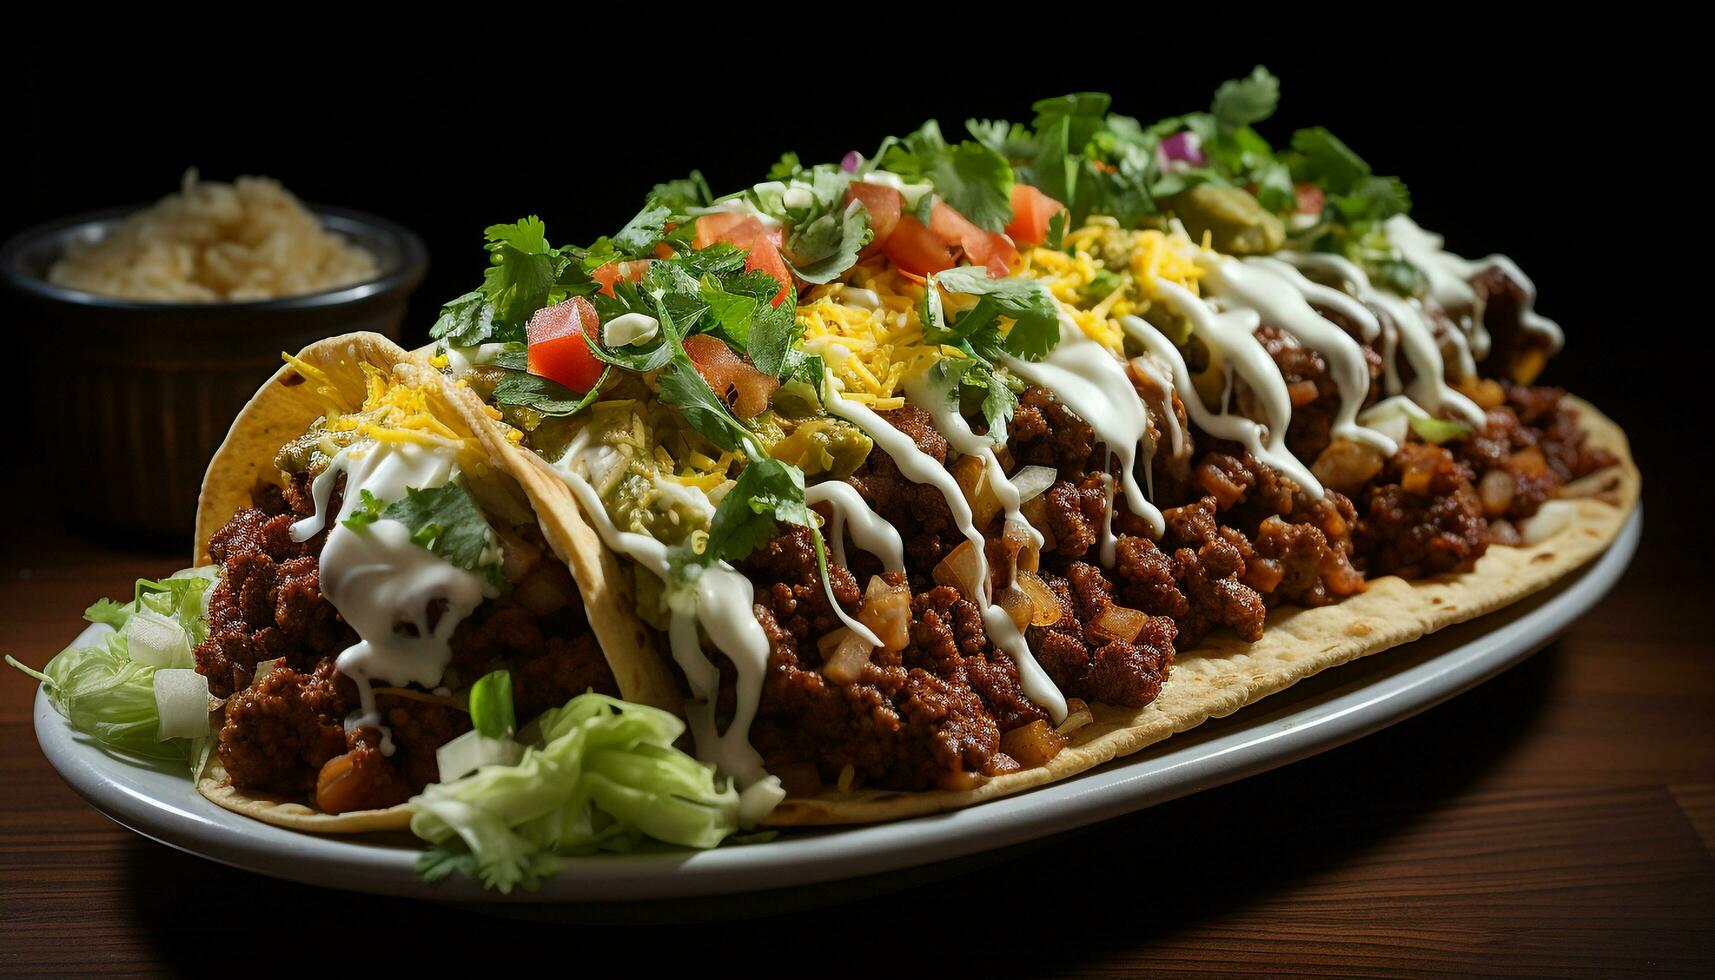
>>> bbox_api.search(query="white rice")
[48,170,380,302]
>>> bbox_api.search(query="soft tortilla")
[192,333,679,832]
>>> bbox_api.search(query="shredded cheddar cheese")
[307,363,486,465]
[796,266,969,408]
[1023,219,1208,355]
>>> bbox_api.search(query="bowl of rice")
[1,172,427,541]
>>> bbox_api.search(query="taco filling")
[193,364,616,813]
[427,69,1619,813]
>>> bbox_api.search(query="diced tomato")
[683,334,779,418]
[591,259,650,297]
[1294,183,1325,215]
[844,182,903,244]
[693,212,756,249]
[744,237,794,307]
[526,295,604,392]
[1004,184,1066,246]
[693,212,793,307]
[928,201,1018,277]
[881,214,956,277]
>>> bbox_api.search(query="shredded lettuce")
[410,692,742,893]
[7,566,217,768]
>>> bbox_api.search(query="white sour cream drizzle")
[1276,251,1486,428]
[902,369,1046,552]
[554,445,786,824]
[805,481,905,574]
[1201,254,1397,457]
[1127,352,1185,464]
[824,385,1068,722]
[1133,285,1324,495]
[290,440,496,753]
[1384,214,1564,354]
[1002,314,1165,542]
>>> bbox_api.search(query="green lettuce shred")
[409,692,741,893]
[7,566,217,768]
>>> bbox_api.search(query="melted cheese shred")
[1023,220,1207,356]
[797,268,965,409]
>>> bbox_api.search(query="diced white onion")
[435,729,524,783]
[1520,500,1578,545]
[154,668,211,740]
[1359,395,1428,447]
[605,312,660,347]
[1011,465,1058,504]
[252,658,283,685]
[125,609,191,668]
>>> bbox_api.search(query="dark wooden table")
[3,438,1710,976]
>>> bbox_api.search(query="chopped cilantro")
[341,479,501,580]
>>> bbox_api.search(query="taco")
[418,70,1638,829]
[188,332,679,830]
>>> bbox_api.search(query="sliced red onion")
[1158,131,1206,169]
[841,150,863,173]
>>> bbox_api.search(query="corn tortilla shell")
[190,333,679,832]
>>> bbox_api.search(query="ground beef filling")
[197,472,616,812]
[741,368,1610,791]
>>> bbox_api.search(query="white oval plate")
[36,510,1639,905]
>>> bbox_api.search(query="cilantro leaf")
[778,349,826,390]
[698,272,798,376]
[656,361,757,455]
[1044,210,1068,250]
[486,216,548,255]
[1211,66,1280,132]
[490,366,610,417]
[788,200,872,286]
[927,357,1019,445]
[1029,92,1112,153]
[427,217,576,346]
[347,479,500,578]
[613,206,671,256]
[341,489,385,531]
[766,152,802,181]
[702,456,808,565]
[1253,159,1296,213]
[648,172,712,212]
[1286,127,1411,244]
[1288,127,1371,193]
[882,120,1015,232]
[931,266,1061,362]
[429,289,497,347]
[675,243,749,279]
[699,275,761,351]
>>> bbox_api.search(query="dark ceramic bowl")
[1,205,427,544]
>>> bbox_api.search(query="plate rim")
[34,508,1642,903]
